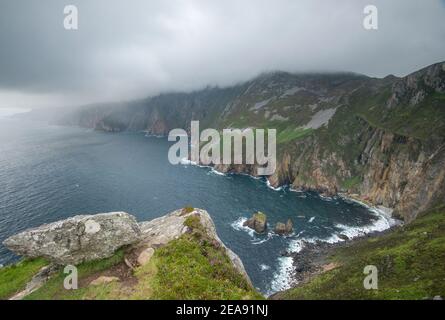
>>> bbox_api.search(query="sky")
[0,0,444,109]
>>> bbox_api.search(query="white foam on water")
[267,202,400,296]
[231,217,256,238]
[231,217,274,244]
[268,239,305,294]
[308,216,315,223]
[180,157,197,165]
[209,168,226,176]
[260,264,271,271]
[319,194,335,202]
[266,179,283,191]
[334,207,399,239]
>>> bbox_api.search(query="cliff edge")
[0,208,261,300]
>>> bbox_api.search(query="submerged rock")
[274,219,293,235]
[3,212,141,265]
[338,234,350,241]
[243,212,267,233]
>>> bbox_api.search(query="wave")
[268,239,305,294]
[260,264,271,271]
[267,203,400,295]
[266,179,283,191]
[208,168,226,176]
[230,217,275,244]
[180,157,197,166]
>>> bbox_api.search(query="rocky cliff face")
[49,62,445,222]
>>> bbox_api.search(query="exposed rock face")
[275,219,293,235]
[3,212,142,265]
[243,212,267,233]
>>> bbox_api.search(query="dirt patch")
[79,262,138,289]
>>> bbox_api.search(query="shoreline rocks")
[243,212,267,233]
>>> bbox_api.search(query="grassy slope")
[1,215,262,300]
[0,258,48,299]
[277,204,445,300]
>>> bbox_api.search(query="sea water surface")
[0,114,396,294]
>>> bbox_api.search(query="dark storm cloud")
[0,0,444,108]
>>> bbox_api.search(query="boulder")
[274,219,293,235]
[243,212,267,233]
[137,247,155,266]
[3,212,141,265]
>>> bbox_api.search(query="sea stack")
[274,219,293,235]
[243,212,267,233]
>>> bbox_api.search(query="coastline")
[270,215,402,299]
[179,158,403,295]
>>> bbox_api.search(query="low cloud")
[0,0,444,108]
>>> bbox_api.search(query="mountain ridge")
[27,61,445,222]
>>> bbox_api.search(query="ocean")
[0,112,396,294]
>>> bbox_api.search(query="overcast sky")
[0,0,444,109]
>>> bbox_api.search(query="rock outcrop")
[3,208,252,287]
[138,208,251,284]
[274,219,293,235]
[3,212,142,265]
[243,212,267,233]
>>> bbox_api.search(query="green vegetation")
[6,216,261,300]
[0,258,48,299]
[149,215,262,299]
[181,206,195,215]
[277,127,314,144]
[25,249,126,300]
[253,212,267,224]
[341,176,362,190]
[277,205,445,300]
[354,90,445,141]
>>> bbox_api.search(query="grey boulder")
[3,212,141,265]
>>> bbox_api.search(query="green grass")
[341,176,362,190]
[252,212,267,224]
[276,127,314,144]
[0,258,48,299]
[276,204,445,300]
[149,215,263,300]
[25,249,125,300]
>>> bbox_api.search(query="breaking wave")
[267,204,399,296]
